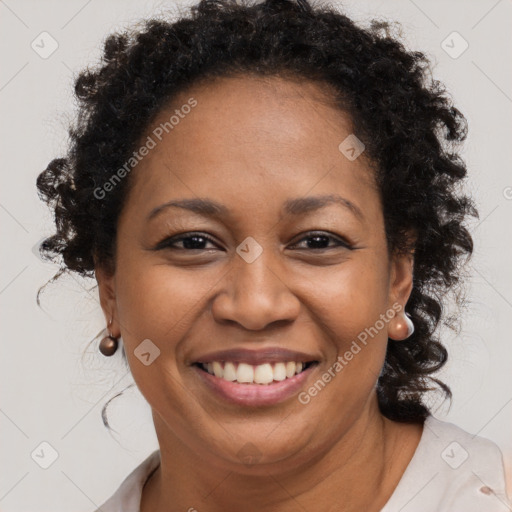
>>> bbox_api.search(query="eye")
[154,232,220,251]
[290,231,353,251]
[153,230,352,252]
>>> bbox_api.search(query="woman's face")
[97,75,413,472]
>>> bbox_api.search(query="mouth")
[193,360,318,385]
[191,359,320,407]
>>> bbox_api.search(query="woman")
[36,0,511,510]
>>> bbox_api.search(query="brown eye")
[154,232,220,251]
[290,231,352,250]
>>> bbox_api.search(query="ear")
[95,264,120,336]
[388,249,414,311]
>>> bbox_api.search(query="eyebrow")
[147,193,364,222]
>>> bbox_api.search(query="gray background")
[1,0,511,510]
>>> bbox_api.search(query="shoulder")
[93,450,161,512]
[381,415,511,512]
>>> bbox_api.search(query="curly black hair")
[36,0,478,425]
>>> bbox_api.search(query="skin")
[96,75,423,512]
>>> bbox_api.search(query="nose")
[211,251,301,331]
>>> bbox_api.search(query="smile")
[192,359,319,406]
[195,360,316,385]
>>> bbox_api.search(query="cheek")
[299,271,390,422]
[114,254,221,350]
[297,253,391,401]
[113,259,207,408]
[302,254,391,343]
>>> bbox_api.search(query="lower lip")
[192,364,317,407]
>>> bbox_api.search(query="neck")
[141,394,422,512]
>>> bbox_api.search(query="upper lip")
[192,348,319,365]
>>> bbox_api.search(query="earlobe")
[387,251,415,341]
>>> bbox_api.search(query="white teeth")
[254,363,274,384]
[223,361,237,381]
[236,363,254,383]
[212,361,223,378]
[273,362,287,381]
[201,360,311,384]
[285,362,296,378]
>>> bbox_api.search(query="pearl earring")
[99,317,119,356]
[389,311,415,341]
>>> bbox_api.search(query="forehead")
[123,74,379,223]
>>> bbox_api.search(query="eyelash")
[154,231,353,252]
